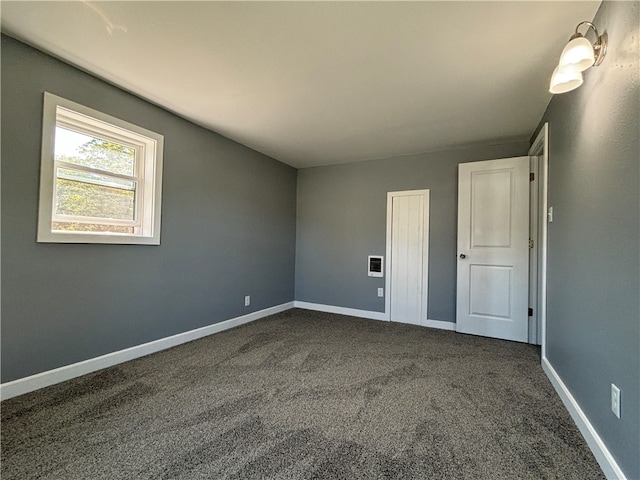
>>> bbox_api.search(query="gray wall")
[534,1,639,477]
[1,36,297,383]
[295,141,529,321]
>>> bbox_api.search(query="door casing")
[528,123,549,348]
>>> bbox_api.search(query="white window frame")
[37,92,164,245]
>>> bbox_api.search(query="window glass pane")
[55,127,136,176]
[55,167,136,221]
[52,222,134,235]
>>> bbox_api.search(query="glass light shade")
[549,65,583,94]
[558,36,595,73]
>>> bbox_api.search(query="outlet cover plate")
[611,384,621,419]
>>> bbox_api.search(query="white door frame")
[529,154,539,344]
[528,123,549,352]
[385,189,430,324]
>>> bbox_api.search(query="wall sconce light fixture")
[549,21,607,94]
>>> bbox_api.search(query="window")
[38,93,164,244]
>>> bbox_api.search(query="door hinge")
[529,239,534,249]
[530,172,535,181]
[528,308,533,317]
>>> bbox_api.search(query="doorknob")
[459,253,467,259]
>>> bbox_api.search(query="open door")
[456,157,529,342]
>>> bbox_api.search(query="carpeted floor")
[2,309,604,479]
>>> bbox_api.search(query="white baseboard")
[542,356,626,480]
[294,301,389,321]
[293,301,456,332]
[0,301,295,401]
[423,319,456,331]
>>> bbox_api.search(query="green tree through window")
[54,135,138,233]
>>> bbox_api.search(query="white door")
[386,190,429,326]
[456,157,529,342]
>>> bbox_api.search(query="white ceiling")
[2,1,600,168]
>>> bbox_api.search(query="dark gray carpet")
[2,309,604,479]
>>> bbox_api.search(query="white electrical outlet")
[548,206,554,223]
[377,288,384,297]
[244,295,251,307]
[611,384,621,419]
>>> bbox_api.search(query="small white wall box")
[368,256,384,277]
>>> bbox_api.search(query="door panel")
[471,170,513,247]
[457,157,529,342]
[469,265,512,318]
